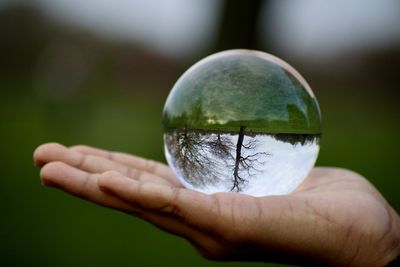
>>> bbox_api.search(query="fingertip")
[33,143,48,166]
[39,161,67,187]
[33,143,67,166]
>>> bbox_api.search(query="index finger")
[70,145,180,186]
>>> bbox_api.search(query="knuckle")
[160,202,182,217]
[100,170,122,179]
[145,159,157,172]
[159,187,182,217]
[126,167,142,180]
[76,153,88,168]
[76,173,92,198]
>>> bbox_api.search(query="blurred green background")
[0,1,399,266]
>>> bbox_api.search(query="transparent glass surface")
[163,50,321,196]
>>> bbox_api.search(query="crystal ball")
[162,50,321,196]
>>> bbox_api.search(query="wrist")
[382,213,400,267]
[346,210,400,267]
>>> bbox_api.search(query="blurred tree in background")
[215,0,266,51]
[0,1,399,266]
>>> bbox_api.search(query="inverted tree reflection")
[165,126,269,192]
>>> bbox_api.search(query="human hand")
[33,143,400,266]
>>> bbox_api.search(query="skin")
[33,143,400,266]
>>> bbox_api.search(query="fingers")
[70,144,180,186]
[97,174,221,234]
[40,161,135,213]
[34,143,172,186]
[40,161,199,239]
[40,162,220,253]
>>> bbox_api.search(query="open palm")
[34,143,399,266]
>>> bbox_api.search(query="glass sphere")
[163,50,321,196]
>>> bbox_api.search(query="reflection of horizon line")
[164,127,321,135]
[164,128,321,145]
